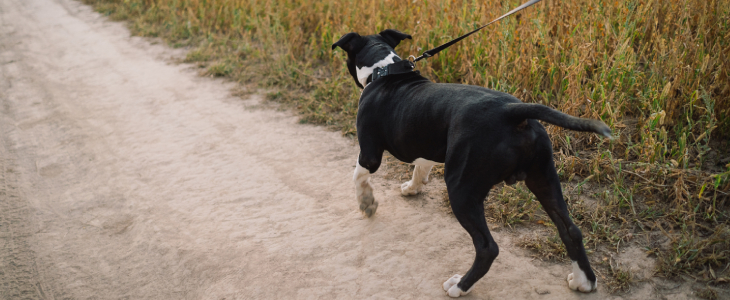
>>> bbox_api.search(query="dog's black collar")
[366,60,417,85]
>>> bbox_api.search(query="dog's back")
[357,73,609,166]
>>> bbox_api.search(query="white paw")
[360,201,378,218]
[400,180,420,196]
[567,273,595,292]
[443,274,471,297]
[443,274,461,291]
[567,262,597,292]
[357,192,378,218]
[422,176,429,185]
[354,162,378,217]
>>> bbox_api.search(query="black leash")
[413,0,543,62]
[366,0,542,85]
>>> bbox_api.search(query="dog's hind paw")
[567,262,597,292]
[443,274,471,297]
[443,274,461,291]
[400,181,421,196]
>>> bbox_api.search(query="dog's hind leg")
[442,176,497,297]
[525,157,597,293]
[354,151,382,217]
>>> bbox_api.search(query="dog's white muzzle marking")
[567,261,597,292]
[354,160,378,217]
[356,52,399,88]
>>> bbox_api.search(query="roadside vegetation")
[82,0,729,294]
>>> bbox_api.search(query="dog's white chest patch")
[356,52,398,87]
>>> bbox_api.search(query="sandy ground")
[0,0,701,299]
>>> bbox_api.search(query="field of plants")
[81,0,729,295]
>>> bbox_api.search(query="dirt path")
[0,0,692,299]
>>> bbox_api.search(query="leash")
[413,0,543,62]
[366,0,542,85]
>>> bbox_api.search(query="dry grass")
[488,183,545,225]
[82,0,729,287]
[517,233,568,262]
[605,259,636,293]
[696,285,720,300]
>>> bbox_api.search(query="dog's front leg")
[400,164,432,196]
[354,161,378,217]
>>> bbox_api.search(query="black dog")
[333,29,608,297]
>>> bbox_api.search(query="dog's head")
[332,29,412,88]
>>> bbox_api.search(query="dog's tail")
[504,103,612,138]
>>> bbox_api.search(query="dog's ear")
[379,29,412,48]
[332,32,364,52]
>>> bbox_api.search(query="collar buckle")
[372,66,389,81]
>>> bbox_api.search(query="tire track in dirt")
[0,138,44,300]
